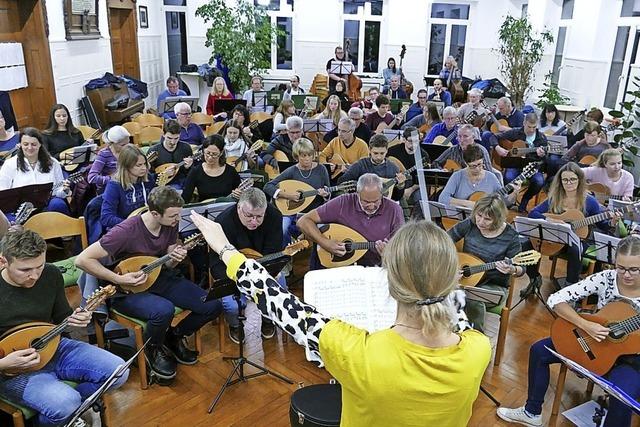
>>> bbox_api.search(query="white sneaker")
[497,406,542,426]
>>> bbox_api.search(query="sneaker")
[145,345,177,379]
[165,329,199,365]
[497,406,542,426]
[228,325,243,345]
[261,319,276,339]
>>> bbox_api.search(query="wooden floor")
[98,254,621,427]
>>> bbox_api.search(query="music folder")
[0,183,54,212]
[212,99,247,114]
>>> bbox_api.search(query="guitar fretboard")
[464,259,512,275]
[346,241,377,251]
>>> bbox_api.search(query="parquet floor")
[98,255,626,427]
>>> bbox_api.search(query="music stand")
[61,144,97,166]
[251,91,268,111]
[389,99,411,114]
[512,217,580,314]
[382,129,403,143]
[422,143,449,160]
[291,94,317,111]
[499,156,532,170]
[329,61,353,76]
[213,99,247,115]
[427,201,472,221]
[64,339,150,427]
[267,90,283,107]
[160,96,199,114]
[0,183,54,212]
[204,257,294,414]
[546,135,568,148]
[303,119,334,133]
[179,201,235,234]
[593,232,621,265]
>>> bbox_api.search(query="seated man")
[423,106,459,145]
[298,173,404,268]
[364,95,403,134]
[323,107,371,144]
[209,188,285,344]
[480,96,524,151]
[76,186,222,382]
[490,112,547,212]
[434,124,492,172]
[382,75,407,99]
[148,119,194,188]
[175,102,205,146]
[457,88,489,127]
[405,89,429,122]
[321,117,370,170]
[242,75,269,113]
[427,79,452,107]
[338,134,407,200]
[387,127,430,203]
[157,76,187,111]
[0,229,128,426]
[282,75,305,100]
[351,87,379,116]
[261,116,304,168]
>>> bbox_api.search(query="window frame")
[258,0,294,72]
[425,2,471,78]
[341,0,384,74]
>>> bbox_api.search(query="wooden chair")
[134,113,164,128]
[76,125,98,140]
[136,126,163,147]
[205,121,225,136]
[122,121,142,139]
[249,112,273,123]
[192,112,214,127]
[491,275,516,366]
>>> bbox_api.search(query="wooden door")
[109,7,140,78]
[0,0,56,129]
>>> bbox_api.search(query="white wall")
[137,0,166,110]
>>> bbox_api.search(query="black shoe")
[145,345,177,379]
[165,329,199,365]
[261,319,276,339]
[228,325,243,345]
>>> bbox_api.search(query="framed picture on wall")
[139,6,148,28]
[171,12,178,29]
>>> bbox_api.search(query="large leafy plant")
[607,75,640,167]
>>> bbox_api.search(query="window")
[521,3,528,18]
[551,27,566,85]
[621,0,640,17]
[561,0,574,20]
[604,26,631,108]
[343,1,383,73]
[255,0,294,70]
[427,3,469,77]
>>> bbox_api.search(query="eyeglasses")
[616,265,640,276]
[239,206,264,221]
[561,177,579,184]
[204,151,221,158]
[338,128,353,134]
[468,162,484,169]
[177,112,192,117]
[418,96,427,100]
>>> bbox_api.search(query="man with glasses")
[174,102,204,146]
[423,106,460,145]
[209,188,285,343]
[282,75,305,100]
[321,117,369,172]
[434,124,492,172]
[147,119,194,188]
[323,107,371,144]
[157,76,187,111]
[261,116,304,168]
[406,89,430,122]
[298,173,404,268]
[427,79,452,107]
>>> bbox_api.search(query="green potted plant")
[535,72,570,109]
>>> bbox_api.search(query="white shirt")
[0,155,68,198]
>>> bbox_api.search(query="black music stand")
[499,156,532,170]
[179,201,235,234]
[63,339,150,427]
[382,129,403,143]
[0,182,54,212]
[204,257,294,414]
[303,119,334,133]
[213,99,247,115]
[512,217,580,315]
[61,144,97,167]
[592,232,620,266]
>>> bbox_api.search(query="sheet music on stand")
[160,96,199,113]
[609,198,640,222]
[546,346,640,415]
[382,129,402,142]
[427,201,471,221]
[303,118,334,133]
[61,144,97,165]
[303,266,397,332]
[329,61,353,75]
[514,216,581,249]
[179,201,235,234]
[251,91,268,110]
[593,232,621,264]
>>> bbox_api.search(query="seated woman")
[205,76,233,119]
[88,126,130,194]
[438,144,514,209]
[100,144,154,230]
[182,134,243,203]
[223,121,257,172]
[0,110,19,154]
[221,104,262,143]
[526,162,611,288]
[0,127,71,216]
[263,138,330,246]
[583,148,635,200]
[561,121,611,166]
[538,104,566,135]
[41,103,86,160]
[315,94,348,128]
[272,99,297,135]
[498,235,640,427]
[192,214,491,427]
[448,194,523,331]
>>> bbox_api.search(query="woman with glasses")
[181,134,242,203]
[498,235,640,427]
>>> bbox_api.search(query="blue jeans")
[0,338,128,427]
[111,269,222,344]
[526,337,640,426]
[504,168,544,210]
[222,273,287,327]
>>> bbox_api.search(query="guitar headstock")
[85,285,116,311]
[14,202,35,225]
[512,250,541,266]
[338,180,357,193]
[282,239,310,256]
[522,162,540,179]
[146,151,159,164]
[67,170,85,184]
[193,150,204,162]
[238,178,254,192]
[250,140,265,152]
[249,120,259,129]
[183,233,205,250]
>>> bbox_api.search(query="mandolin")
[317,223,377,268]
[468,162,539,202]
[226,140,266,172]
[240,238,310,263]
[550,300,640,375]
[0,286,116,375]
[457,250,541,287]
[13,202,36,226]
[155,150,204,186]
[115,233,206,293]
[275,180,356,216]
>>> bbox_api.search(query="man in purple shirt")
[298,173,405,267]
[174,102,204,145]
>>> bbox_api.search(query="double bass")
[398,44,414,98]
[344,38,363,101]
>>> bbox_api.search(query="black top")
[42,130,85,159]
[181,163,241,203]
[0,264,71,335]
[209,203,283,279]
[147,140,195,181]
[387,144,430,186]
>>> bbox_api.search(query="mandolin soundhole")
[331,240,355,262]
[288,199,304,209]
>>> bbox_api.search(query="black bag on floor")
[289,383,341,427]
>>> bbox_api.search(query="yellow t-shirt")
[319,319,490,427]
[321,137,369,165]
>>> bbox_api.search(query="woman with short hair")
[88,126,131,194]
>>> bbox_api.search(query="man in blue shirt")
[174,102,204,145]
[157,76,187,111]
[427,79,452,107]
[480,97,524,151]
[423,106,459,145]
[405,89,428,122]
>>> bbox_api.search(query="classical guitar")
[226,140,266,172]
[551,300,640,375]
[13,202,36,226]
[508,143,566,157]
[0,286,115,375]
[375,104,410,134]
[468,162,539,202]
[587,182,639,205]
[317,224,376,268]
[381,157,431,195]
[275,180,356,216]
[432,119,463,146]
[458,250,541,287]
[155,150,204,186]
[116,234,206,293]
[240,239,310,263]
